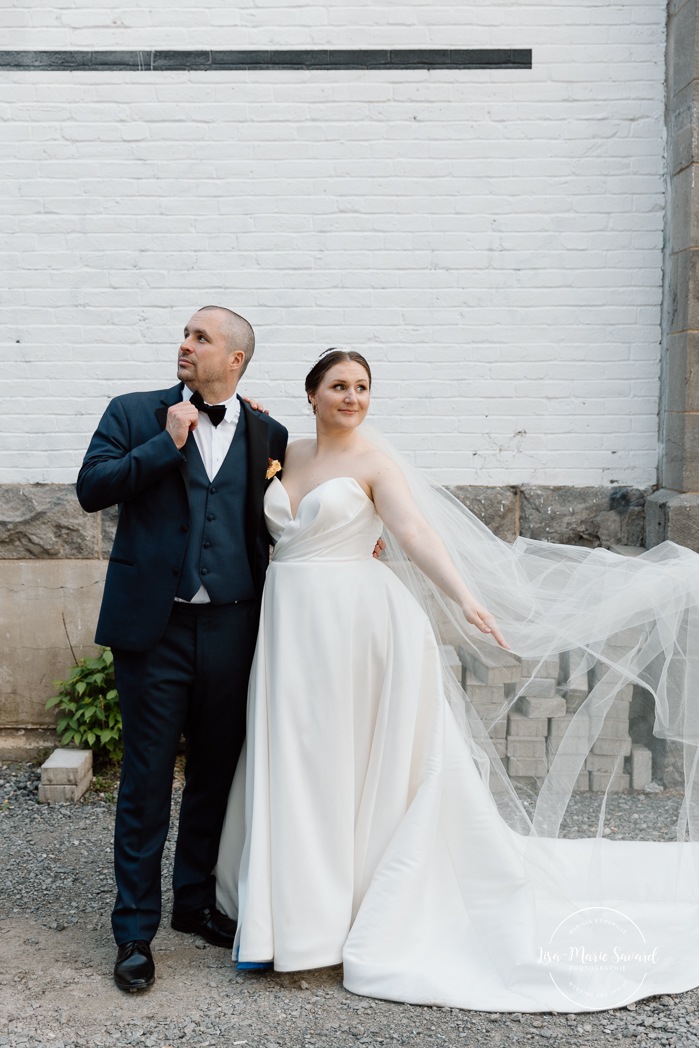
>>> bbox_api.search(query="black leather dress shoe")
[171,905,237,948]
[113,940,155,993]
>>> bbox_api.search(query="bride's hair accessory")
[266,458,282,481]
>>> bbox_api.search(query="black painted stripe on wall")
[0,49,532,72]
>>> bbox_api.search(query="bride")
[216,349,699,1012]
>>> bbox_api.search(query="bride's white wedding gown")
[216,476,699,1012]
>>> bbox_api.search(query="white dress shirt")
[178,387,242,603]
[182,386,242,482]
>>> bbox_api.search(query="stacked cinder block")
[452,641,653,793]
[586,688,632,792]
[455,644,520,761]
[582,645,652,791]
[548,687,632,792]
[505,655,563,780]
[38,748,92,803]
[442,644,507,757]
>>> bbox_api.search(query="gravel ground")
[1,762,699,1048]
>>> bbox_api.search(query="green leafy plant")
[46,647,123,762]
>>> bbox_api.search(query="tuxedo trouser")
[111,599,259,945]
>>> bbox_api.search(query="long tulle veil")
[362,423,699,842]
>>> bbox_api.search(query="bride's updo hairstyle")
[305,349,372,411]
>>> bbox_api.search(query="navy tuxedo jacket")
[77,383,288,652]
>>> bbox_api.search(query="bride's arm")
[369,457,509,649]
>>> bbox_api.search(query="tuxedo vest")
[176,410,255,603]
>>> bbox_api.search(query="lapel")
[155,383,189,500]
[242,399,270,559]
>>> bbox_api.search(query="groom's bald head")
[197,305,255,375]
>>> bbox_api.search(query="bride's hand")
[242,395,269,415]
[462,600,509,650]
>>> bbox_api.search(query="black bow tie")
[190,390,226,427]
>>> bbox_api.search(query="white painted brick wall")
[0,1,665,486]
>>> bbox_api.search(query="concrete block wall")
[0,0,665,489]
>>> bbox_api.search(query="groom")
[77,306,288,993]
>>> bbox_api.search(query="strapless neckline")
[275,476,371,522]
[264,475,382,561]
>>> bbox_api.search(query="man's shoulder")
[266,413,288,439]
[243,403,288,440]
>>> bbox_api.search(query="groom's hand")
[166,401,199,448]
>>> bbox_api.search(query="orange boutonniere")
[266,458,282,480]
